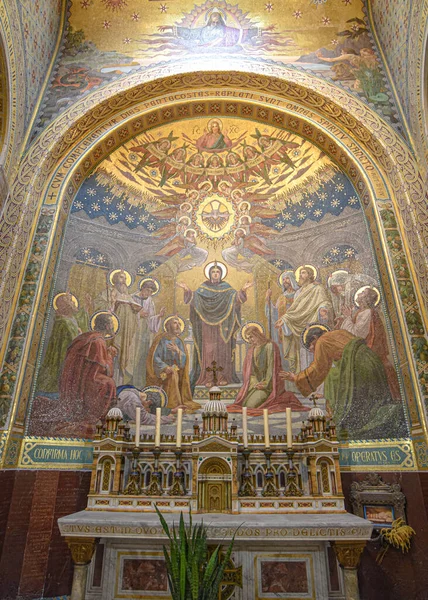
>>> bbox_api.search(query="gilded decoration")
[0,70,427,471]
[65,536,97,565]
[331,540,366,569]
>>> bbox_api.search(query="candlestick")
[135,407,141,448]
[176,408,183,449]
[286,408,293,449]
[242,407,248,448]
[263,408,270,448]
[155,407,161,447]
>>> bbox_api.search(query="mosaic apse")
[28,116,408,443]
[32,0,402,139]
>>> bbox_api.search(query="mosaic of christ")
[29,117,407,443]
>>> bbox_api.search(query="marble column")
[332,540,366,600]
[65,536,97,600]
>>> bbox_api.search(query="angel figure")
[159,146,187,187]
[222,228,274,273]
[155,227,208,272]
[130,132,178,174]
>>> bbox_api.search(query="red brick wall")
[0,470,90,600]
[341,472,428,600]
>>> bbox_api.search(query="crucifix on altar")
[206,360,224,387]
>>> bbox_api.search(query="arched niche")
[0,70,427,470]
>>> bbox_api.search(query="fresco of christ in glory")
[177,262,253,390]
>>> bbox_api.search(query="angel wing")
[249,223,281,238]
[250,205,281,219]
[155,235,186,257]
[243,234,275,257]
[151,223,178,240]
[150,206,180,220]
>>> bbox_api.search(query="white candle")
[242,407,248,448]
[155,407,161,447]
[263,409,270,448]
[286,407,293,449]
[135,407,141,448]
[176,408,183,448]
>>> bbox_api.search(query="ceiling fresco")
[27,116,408,447]
[31,0,404,140]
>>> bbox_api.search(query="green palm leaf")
[156,507,237,600]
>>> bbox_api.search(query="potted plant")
[156,506,236,600]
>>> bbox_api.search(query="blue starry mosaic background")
[266,170,360,231]
[71,170,360,233]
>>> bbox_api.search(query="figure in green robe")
[280,327,406,440]
[37,293,89,393]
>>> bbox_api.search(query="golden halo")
[53,292,78,311]
[241,322,265,343]
[239,215,252,224]
[139,277,160,295]
[301,323,331,350]
[204,261,228,281]
[90,311,120,339]
[205,7,227,23]
[327,269,349,288]
[109,269,132,287]
[178,216,191,226]
[207,118,223,132]
[354,285,380,307]
[294,264,318,282]
[278,270,294,288]
[163,314,186,335]
[238,200,251,212]
[141,386,168,408]
[235,228,246,237]
[184,228,197,237]
[179,202,192,213]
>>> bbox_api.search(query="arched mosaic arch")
[0,68,427,469]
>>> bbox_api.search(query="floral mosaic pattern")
[0,209,55,429]
[18,0,63,124]
[380,203,428,407]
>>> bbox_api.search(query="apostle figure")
[57,311,118,437]
[109,269,140,384]
[280,324,405,440]
[327,269,349,324]
[227,324,309,416]
[265,271,299,367]
[177,262,253,389]
[146,315,200,411]
[128,279,166,388]
[340,286,401,400]
[116,385,176,424]
[275,265,332,373]
[37,292,90,393]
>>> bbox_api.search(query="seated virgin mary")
[227,324,309,416]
